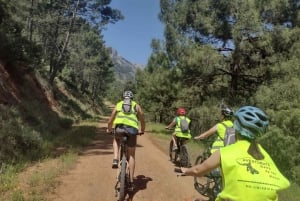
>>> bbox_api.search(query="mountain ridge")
[108,48,145,81]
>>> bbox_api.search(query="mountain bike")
[167,129,191,167]
[193,140,222,201]
[113,130,133,201]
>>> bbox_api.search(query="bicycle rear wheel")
[119,154,127,201]
[179,144,191,167]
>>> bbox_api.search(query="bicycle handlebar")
[174,167,186,177]
[174,167,183,173]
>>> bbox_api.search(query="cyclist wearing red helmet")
[177,107,186,115]
[166,107,192,151]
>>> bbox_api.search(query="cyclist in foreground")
[166,107,192,151]
[107,90,146,191]
[178,106,290,201]
[194,106,234,153]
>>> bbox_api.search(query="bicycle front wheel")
[169,140,178,162]
[193,155,211,198]
[119,155,127,201]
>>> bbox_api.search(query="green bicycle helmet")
[234,106,269,140]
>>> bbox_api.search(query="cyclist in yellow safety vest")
[194,106,234,153]
[107,90,145,191]
[179,106,290,201]
[166,107,192,151]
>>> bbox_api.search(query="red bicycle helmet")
[177,107,186,115]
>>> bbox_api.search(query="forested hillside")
[0,0,299,191]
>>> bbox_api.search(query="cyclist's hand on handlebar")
[106,128,113,134]
[138,130,144,135]
[174,167,186,176]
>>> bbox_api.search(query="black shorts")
[115,126,137,147]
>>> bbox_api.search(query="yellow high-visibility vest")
[113,100,138,129]
[211,120,233,153]
[217,140,290,201]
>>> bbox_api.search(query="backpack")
[122,97,133,114]
[220,122,236,146]
[177,117,189,133]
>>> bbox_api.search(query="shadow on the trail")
[126,175,153,201]
[79,125,114,156]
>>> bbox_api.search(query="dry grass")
[0,152,78,201]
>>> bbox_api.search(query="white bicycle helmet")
[221,106,234,117]
[123,90,134,99]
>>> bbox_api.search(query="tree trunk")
[27,0,34,42]
[49,0,80,85]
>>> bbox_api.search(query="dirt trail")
[47,116,206,201]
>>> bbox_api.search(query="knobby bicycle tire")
[194,155,211,198]
[119,154,127,201]
[169,140,174,161]
[179,144,191,167]
[193,155,222,201]
[169,140,178,163]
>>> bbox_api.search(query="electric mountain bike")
[167,129,191,167]
[193,140,222,201]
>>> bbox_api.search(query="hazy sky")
[102,0,164,65]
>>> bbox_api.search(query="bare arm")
[136,104,145,133]
[194,124,217,140]
[166,119,176,129]
[107,107,117,133]
[181,150,221,177]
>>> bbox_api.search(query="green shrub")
[0,118,43,163]
[259,126,298,183]
[188,105,220,137]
